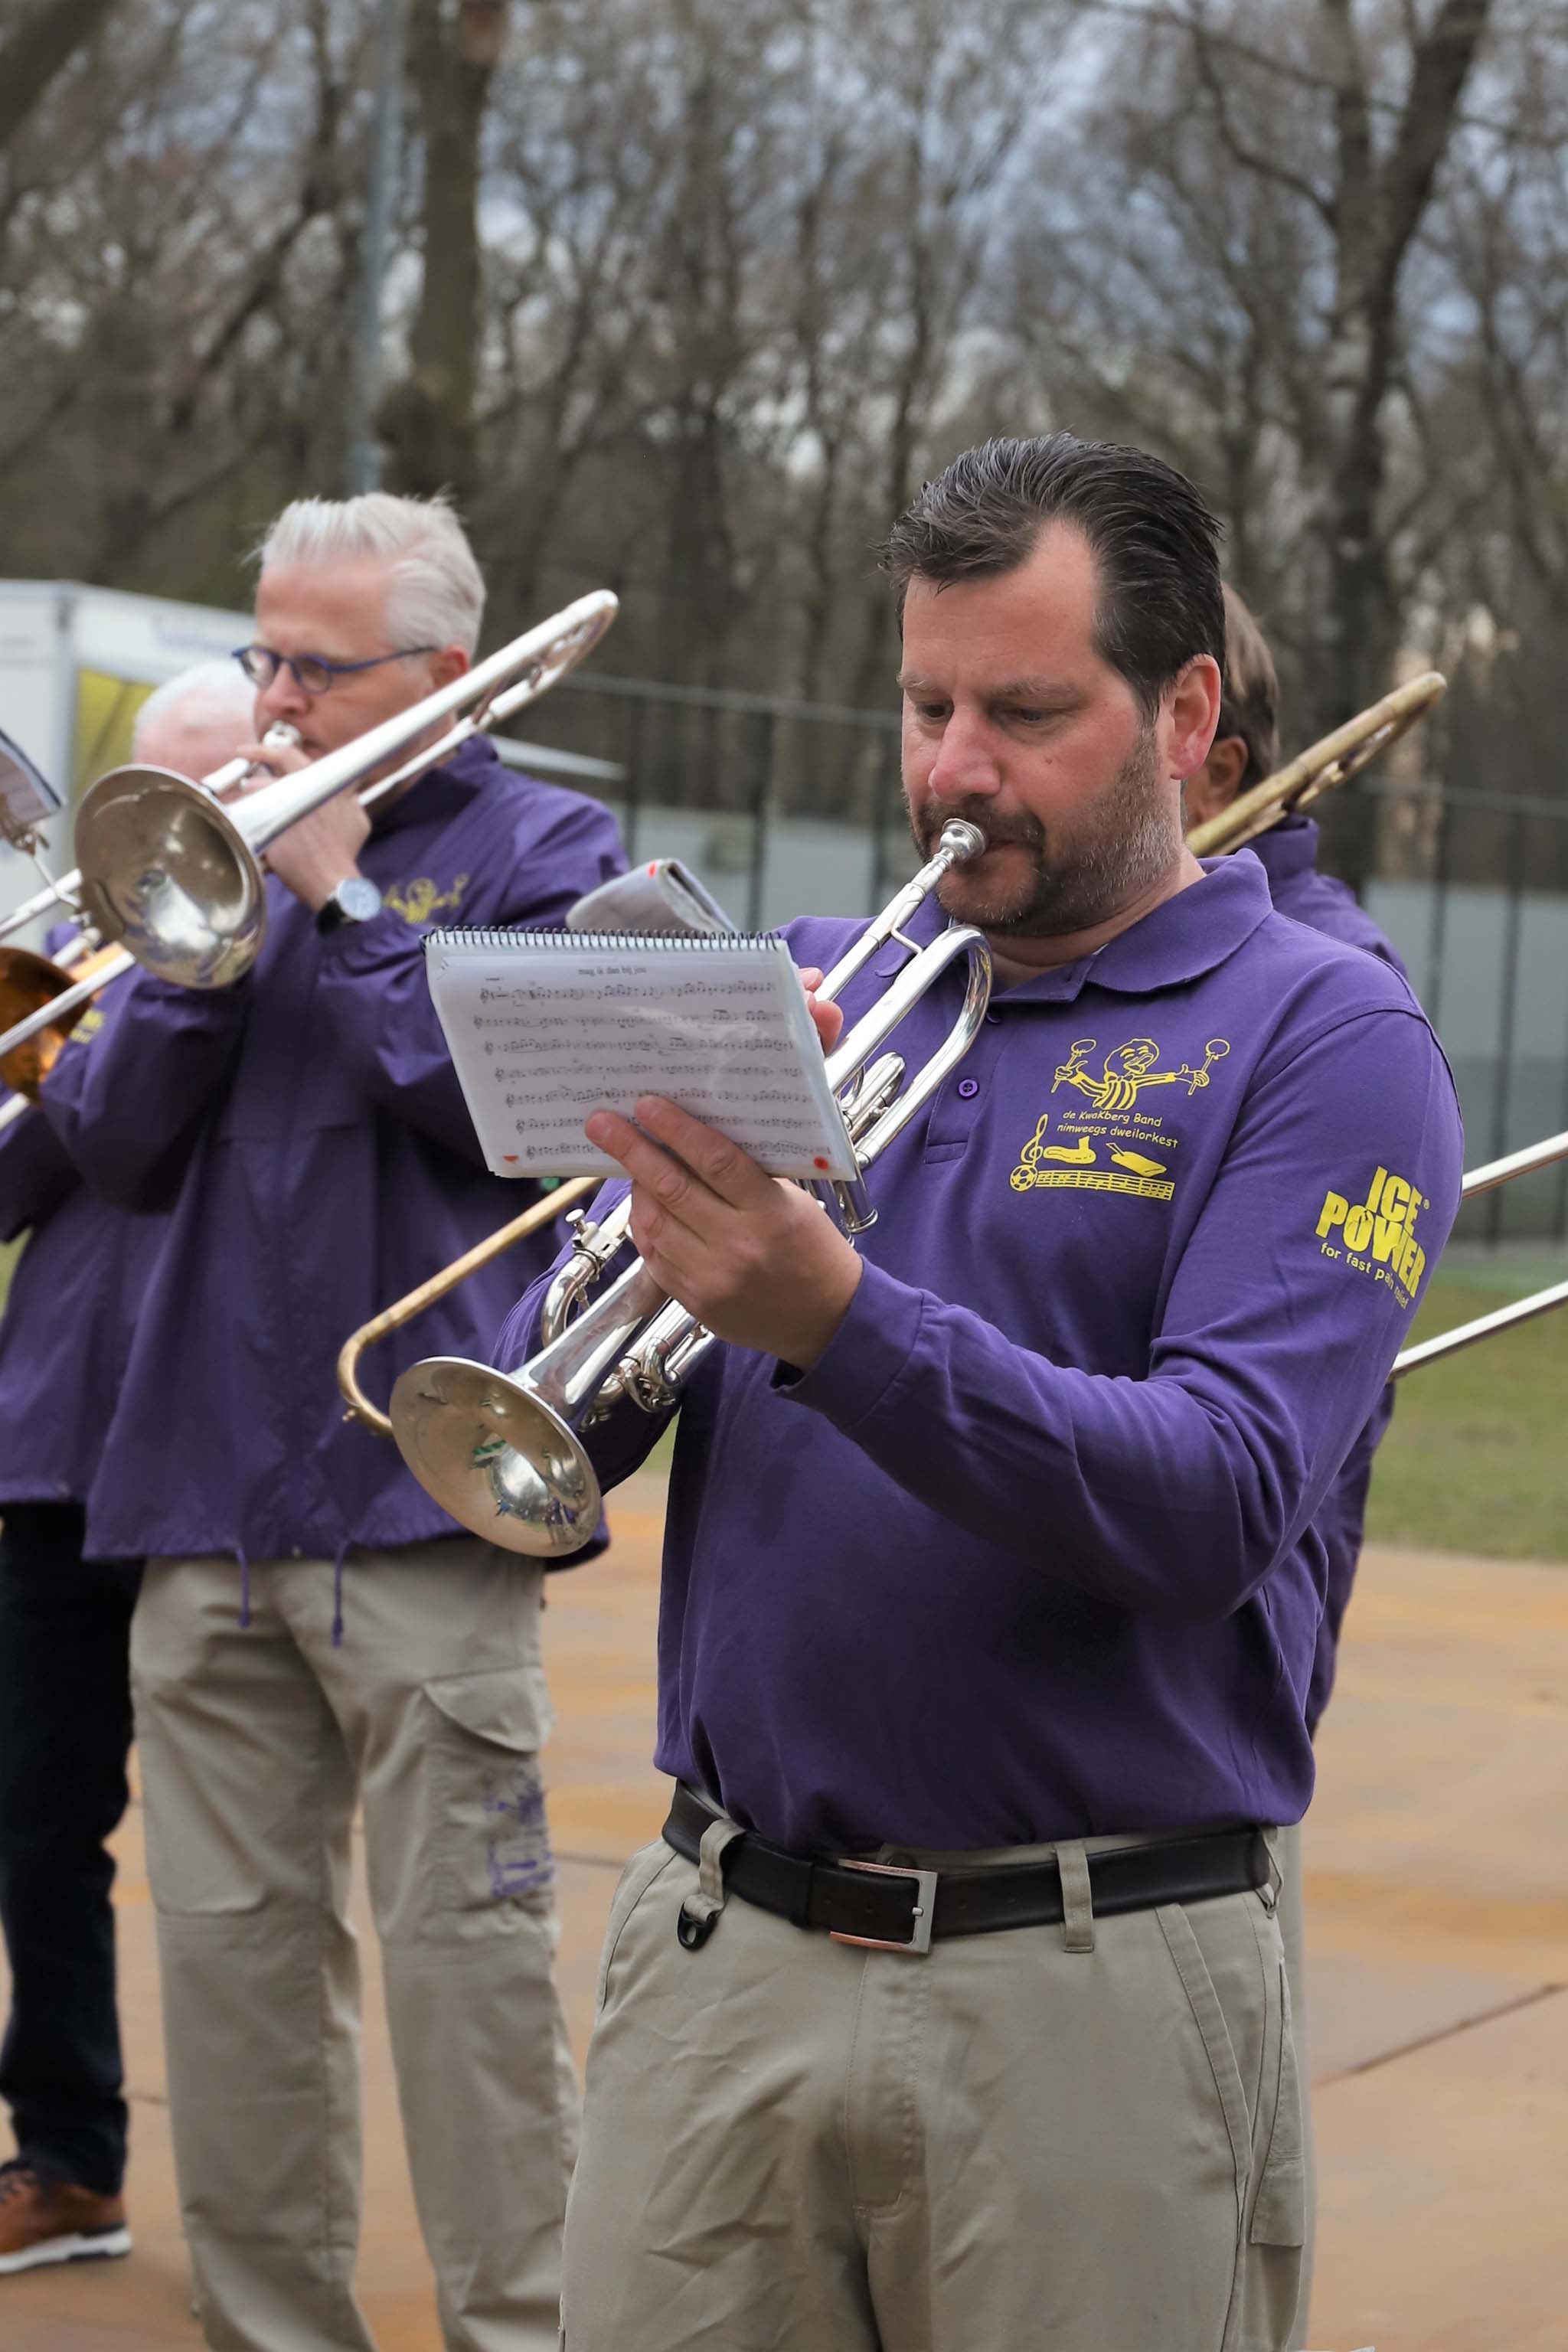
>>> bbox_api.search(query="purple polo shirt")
[0,944,168,1513]
[499,855,1462,1851]
[38,737,625,1564]
[1247,816,1408,979]
[1249,815,1409,1731]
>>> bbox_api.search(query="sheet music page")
[426,929,857,1181]
[0,725,62,839]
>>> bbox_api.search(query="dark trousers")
[0,1503,140,2195]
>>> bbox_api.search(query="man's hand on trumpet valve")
[584,965,856,1372]
[585,990,861,1371]
[234,736,371,913]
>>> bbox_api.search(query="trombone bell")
[388,1356,603,1559]
[74,769,263,991]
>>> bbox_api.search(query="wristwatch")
[315,875,384,935]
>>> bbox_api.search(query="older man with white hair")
[0,660,255,2278]
[34,492,626,2352]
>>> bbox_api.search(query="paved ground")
[3,1476,1565,2350]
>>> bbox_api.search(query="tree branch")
[0,0,122,152]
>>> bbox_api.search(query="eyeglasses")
[232,643,439,696]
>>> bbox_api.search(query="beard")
[910,725,1181,938]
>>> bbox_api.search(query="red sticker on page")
[503,1154,520,1162]
[813,1155,830,1170]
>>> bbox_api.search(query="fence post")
[871,743,901,906]
[619,695,646,863]
[745,709,775,929]
[1487,808,1527,1246]
[1423,789,1453,1032]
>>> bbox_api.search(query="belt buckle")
[830,1859,938,1955]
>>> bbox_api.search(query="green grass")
[1367,1263,1568,1563]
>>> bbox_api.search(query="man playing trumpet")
[499,434,1463,2351]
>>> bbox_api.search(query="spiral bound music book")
[425,927,858,1181]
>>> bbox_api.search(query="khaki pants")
[563,1818,1305,2352]
[131,1544,577,2352]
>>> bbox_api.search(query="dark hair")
[880,432,1225,717]
[1217,585,1280,788]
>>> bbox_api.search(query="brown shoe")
[0,2160,131,2274]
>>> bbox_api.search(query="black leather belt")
[664,1783,1268,1955]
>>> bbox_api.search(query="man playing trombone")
[498,435,1464,2351]
[34,494,625,2350]
[1188,584,1411,1736]
[1186,584,1421,2345]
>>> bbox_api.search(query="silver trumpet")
[387,820,994,1555]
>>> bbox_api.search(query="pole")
[348,0,410,495]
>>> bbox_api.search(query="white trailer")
[0,579,250,941]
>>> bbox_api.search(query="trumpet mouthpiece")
[938,819,987,861]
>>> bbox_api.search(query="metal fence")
[505,671,1568,1246]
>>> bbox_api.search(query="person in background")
[0,661,256,2276]
[1186,584,1412,1732]
[1185,583,1419,2350]
[36,493,627,2352]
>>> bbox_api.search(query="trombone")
[0,591,618,1074]
[1392,1127,1568,1377]
[0,735,288,953]
[1186,671,1448,858]
[338,821,994,1553]
[0,725,302,1111]
[71,589,616,990]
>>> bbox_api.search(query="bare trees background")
[0,0,1563,874]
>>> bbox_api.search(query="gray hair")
[132,659,256,755]
[253,491,486,655]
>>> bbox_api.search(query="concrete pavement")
[3,1475,1564,2349]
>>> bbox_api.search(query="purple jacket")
[499,856,1462,1853]
[38,738,624,1566]
[0,943,167,1514]
[1249,817,1409,1731]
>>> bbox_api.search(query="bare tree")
[0,0,124,152]
[380,0,510,503]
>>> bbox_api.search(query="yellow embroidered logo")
[1052,1034,1230,1112]
[385,872,469,924]
[1008,1034,1231,1200]
[1315,1167,1428,1302]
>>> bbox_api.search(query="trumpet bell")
[387,1355,603,1560]
[0,945,90,1093]
[74,767,264,990]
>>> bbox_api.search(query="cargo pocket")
[1250,1954,1306,2249]
[423,1663,557,1914]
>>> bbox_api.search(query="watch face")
[338,877,382,922]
